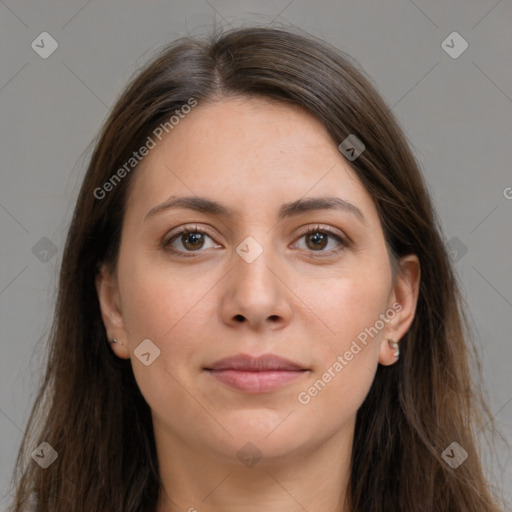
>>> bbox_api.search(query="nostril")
[234,314,245,322]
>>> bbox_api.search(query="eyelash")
[161,224,349,258]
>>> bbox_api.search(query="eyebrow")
[144,195,366,224]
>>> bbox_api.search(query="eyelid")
[293,223,346,240]
[164,223,217,241]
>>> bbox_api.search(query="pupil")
[308,232,327,250]
[184,232,203,249]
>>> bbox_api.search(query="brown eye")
[294,225,347,255]
[181,231,205,250]
[162,226,220,256]
[305,231,329,250]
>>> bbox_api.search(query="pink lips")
[205,353,308,393]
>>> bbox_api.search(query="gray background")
[1,0,511,507]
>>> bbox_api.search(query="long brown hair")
[8,25,504,511]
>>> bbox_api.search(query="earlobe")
[95,264,131,359]
[379,338,401,366]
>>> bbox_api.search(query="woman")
[8,26,503,511]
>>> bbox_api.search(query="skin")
[96,96,420,512]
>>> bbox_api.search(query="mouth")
[204,353,309,393]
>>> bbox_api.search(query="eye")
[162,223,348,258]
[293,225,348,255]
[162,225,221,257]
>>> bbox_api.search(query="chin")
[208,411,315,461]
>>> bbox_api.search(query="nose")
[219,237,293,332]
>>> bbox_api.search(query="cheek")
[118,255,217,377]
[294,259,391,348]
[117,260,214,426]
[291,258,391,400]
[292,280,388,430]
[118,252,208,341]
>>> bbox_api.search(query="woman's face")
[97,96,419,464]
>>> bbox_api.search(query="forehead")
[124,96,376,223]
[155,96,340,170]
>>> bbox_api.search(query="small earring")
[388,339,399,359]
[109,338,117,345]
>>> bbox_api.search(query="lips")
[206,353,305,372]
[205,353,308,393]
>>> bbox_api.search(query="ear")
[379,254,420,366]
[95,263,130,359]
